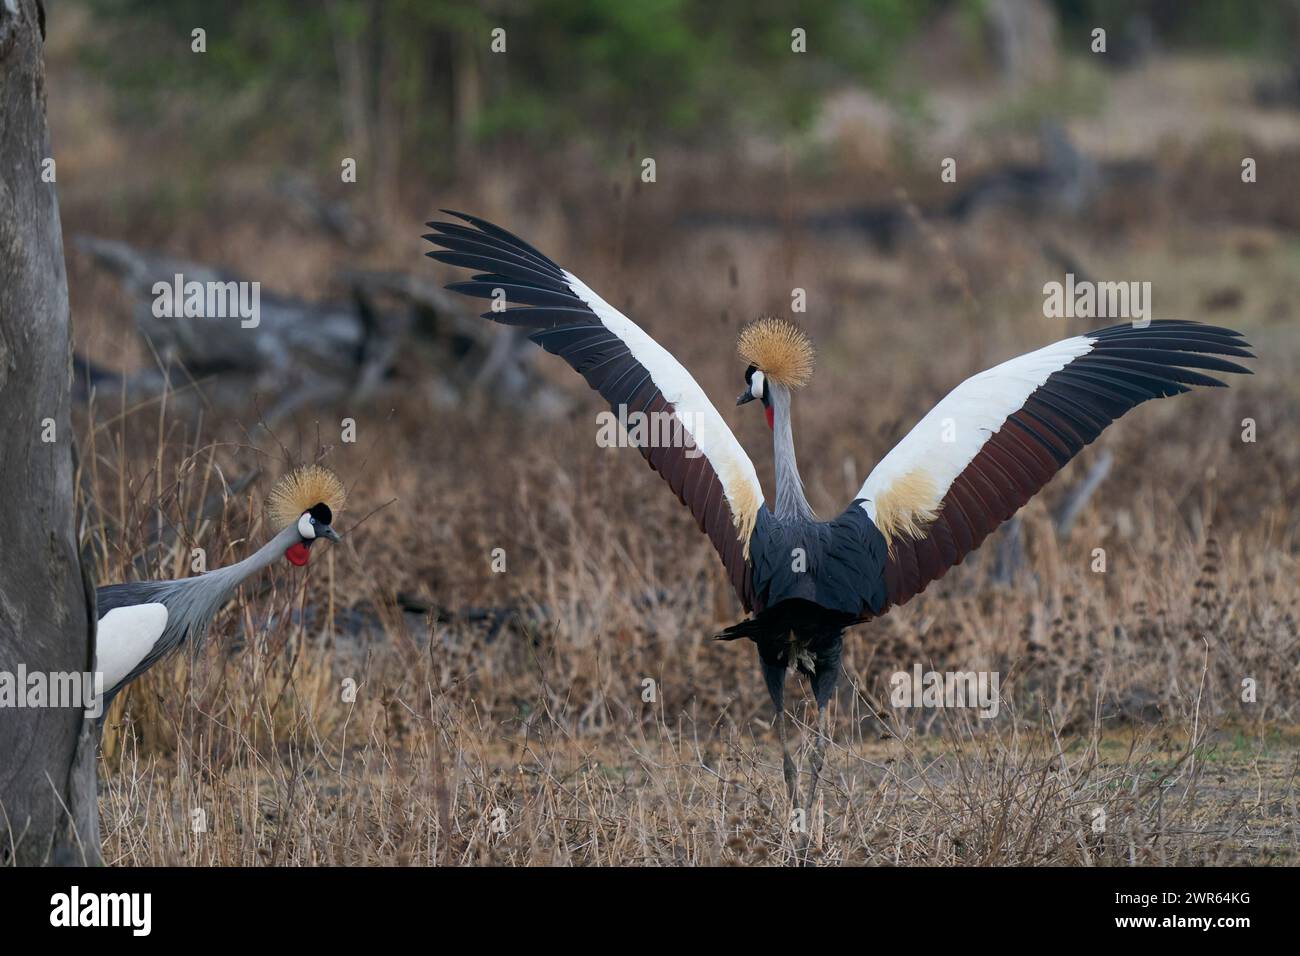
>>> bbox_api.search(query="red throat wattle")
[285,542,312,566]
[765,405,775,430]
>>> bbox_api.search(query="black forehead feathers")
[744,364,757,383]
[308,502,333,524]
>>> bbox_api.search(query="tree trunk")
[0,0,100,866]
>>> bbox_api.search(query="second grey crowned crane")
[93,466,346,709]
[425,211,1252,812]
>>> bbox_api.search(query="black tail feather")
[715,617,766,641]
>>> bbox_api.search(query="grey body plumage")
[94,467,345,710]
[732,376,864,812]
[96,525,302,706]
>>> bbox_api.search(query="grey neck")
[170,524,299,634]
[770,383,815,522]
[203,523,299,592]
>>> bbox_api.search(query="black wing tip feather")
[430,208,474,227]
[1088,318,1245,335]
[426,211,595,332]
[424,209,565,276]
[1088,319,1252,347]
[1084,320,1254,387]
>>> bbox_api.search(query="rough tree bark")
[0,0,100,865]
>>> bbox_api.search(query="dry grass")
[69,185,1300,864]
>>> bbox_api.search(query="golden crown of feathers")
[737,317,816,389]
[267,465,348,528]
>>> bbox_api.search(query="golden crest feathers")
[737,317,815,390]
[267,465,347,528]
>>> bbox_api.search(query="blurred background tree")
[79,1,955,176]
[70,0,1300,224]
[80,0,1300,167]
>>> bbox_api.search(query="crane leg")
[803,639,841,829]
[777,707,797,803]
[760,655,796,804]
[804,704,829,817]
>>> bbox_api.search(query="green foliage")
[78,0,1293,173]
[79,0,941,164]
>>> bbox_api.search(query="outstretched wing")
[857,321,1252,611]
[425,211,765,610]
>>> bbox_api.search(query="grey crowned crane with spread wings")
[93,466,345,710]
[425,210,1253,809]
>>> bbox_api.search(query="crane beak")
[736,390,756,406]
[319,525,342,543]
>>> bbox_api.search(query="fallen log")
[74,238,571,421]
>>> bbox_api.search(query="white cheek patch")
[297,513,315,539]
[751,370,765,400]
